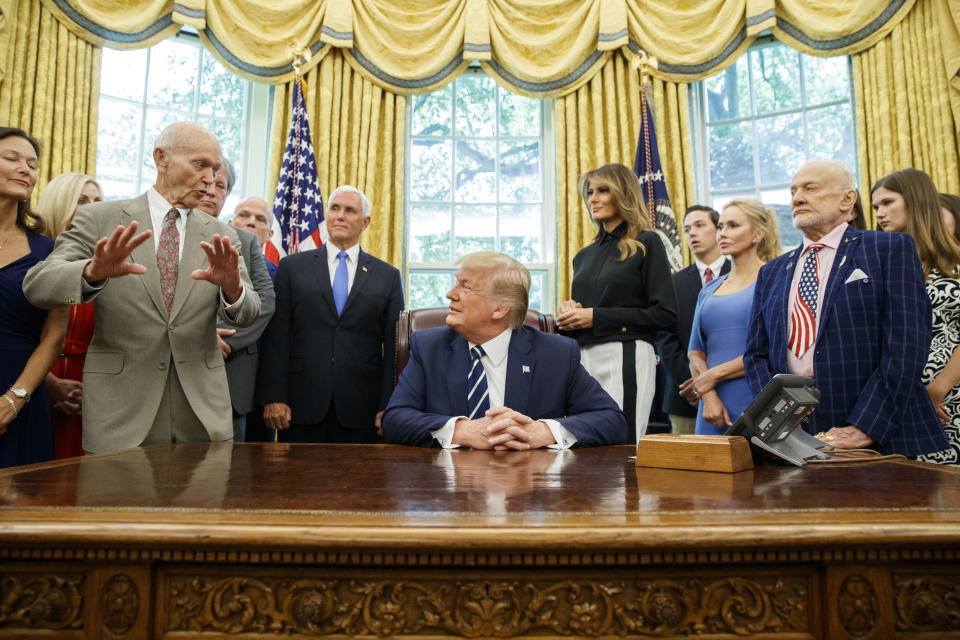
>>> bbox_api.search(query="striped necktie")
[789,244,824,358]
[467,345,490,420]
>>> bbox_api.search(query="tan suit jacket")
[23,194,260,453]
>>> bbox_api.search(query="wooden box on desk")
[636,434,754,473]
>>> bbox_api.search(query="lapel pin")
[786,263,793,269]
[839,256,846,266]
[522,365,530,374]
[362,266,368,272]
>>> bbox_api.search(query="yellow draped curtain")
[266,50,406,268]
[555,52,694,299]
[854,0,960,229]
[0,0,101,190]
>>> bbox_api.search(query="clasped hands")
[556,299,593,332]
[81,221,243,302]
[454,406,556,450]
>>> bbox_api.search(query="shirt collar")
[803,221,848,252]
[600,221,628,243]
[147,188,190,218]
[695,255,728,275]
[328,242,361,265]
[470,328,512,366]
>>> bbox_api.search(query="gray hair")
[456,251,531,329]
[154,121,217,155]
[220,157,236,195]
[328,184,371,218]
[806,159,857,191]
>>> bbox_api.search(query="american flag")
[264,77,326,266]
[633,86,683,273]
[789,244,824,358]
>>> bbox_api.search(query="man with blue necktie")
[744,160,948,457]
[257,185,404,442]
[382,251,627,449]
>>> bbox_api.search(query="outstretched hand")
[192,234,242,302]
[82,222,152,282]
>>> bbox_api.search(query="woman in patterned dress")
[35,172,103,458]
[872,168,960,465]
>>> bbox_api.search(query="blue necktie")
[467,345,491,420]
[333,251,348,315]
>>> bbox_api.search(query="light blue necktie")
[467,345,491,420]
[333,251,348,315]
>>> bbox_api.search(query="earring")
[750,240,757,246]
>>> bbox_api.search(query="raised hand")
[192,234,242,302]
[82,222,152,282]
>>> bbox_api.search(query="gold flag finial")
[631,50,659,87]
[289,42,311,76]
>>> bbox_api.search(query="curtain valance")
[29,0,926,95]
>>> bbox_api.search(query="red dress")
[50,302,94,458]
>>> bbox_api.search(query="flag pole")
[632,51,659,227]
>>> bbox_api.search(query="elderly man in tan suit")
[24,122,260,454]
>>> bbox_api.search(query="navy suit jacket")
[382,325,629,447]
[257,244,404,429]
[744,227,948,457]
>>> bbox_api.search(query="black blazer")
[257,244,404,429]
[658,260,730,416]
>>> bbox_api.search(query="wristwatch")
[7,387,30,403]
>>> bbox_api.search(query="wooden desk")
[1,443,958,639]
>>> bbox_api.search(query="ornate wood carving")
[837,575,877,637]
[0,572,83,629]
[101,573,138,635]
[894,573,960,632]
[167,574,809,636]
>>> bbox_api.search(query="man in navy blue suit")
[744,160,948,457]
[382,252,628,449]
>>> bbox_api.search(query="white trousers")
[579,340,657,443]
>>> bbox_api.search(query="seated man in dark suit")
[383,251,628,449]
[744,160,947,456]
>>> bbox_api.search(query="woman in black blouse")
[557,163,677,442]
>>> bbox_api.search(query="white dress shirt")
[431,328,578,449]
[694,255,729,286]
[326,241,361,293]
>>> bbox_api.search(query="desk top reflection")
[1,443,958,550]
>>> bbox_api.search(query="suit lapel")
[341,248,371,316]
[312,245,338,318]
[447,333,470,416]
[503,328,533,413]
[126,195,166,317]
[819,228,861,331]
[170,211,211,321]
[775,244,803,352]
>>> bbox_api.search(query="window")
[405,69,555,314]
[694,40,857,248]
[96,33,257,214]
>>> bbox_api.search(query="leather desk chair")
[394,308,557,385]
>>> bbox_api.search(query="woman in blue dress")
[688,198,781,435]
[0,127,67,468]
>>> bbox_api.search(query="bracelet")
[2,394,18,418]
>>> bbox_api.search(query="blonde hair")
[578,163,652,261]
[457,251,531,329]
[35,172,101,239]
[723,198,782,262]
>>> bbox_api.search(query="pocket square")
[845,268,869,284]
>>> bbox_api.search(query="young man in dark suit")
[658,205,729,434]
[257,185,404,443]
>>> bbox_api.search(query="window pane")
[756,114,803,185]
[499,204,541,262]
[100,49,147,101]
[199,50,245,118]
[760,189,800,251]
[528,271,545,315]
[500,91,539,136]
[411,139,452,201]
[454,204,495,257]
[708,121,753,190]
[408,271,453,309]
[704,56,749,122]
[806,104,856,169]
[499,139,540,202]
[96,99,142,200]
[455,75,496,137]
[804,56,849,106]
[409,204,452,262]
[751,47,800,115]
[145,40,199,111]
[201,117,243,167]
[411,87,452,136]
[455,139,495,202]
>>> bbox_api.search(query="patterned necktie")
[157,208,180,312]
[703,266,714,284]
[467,345,491,420]
[789,244,824,358]
[333,251,349,315]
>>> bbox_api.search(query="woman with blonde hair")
[687,198,781,434]
[34,172,102,458]
[873,168,960,465]
[557,163,677,441]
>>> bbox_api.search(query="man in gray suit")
[197,157,275,441]
[24,122,260,454]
